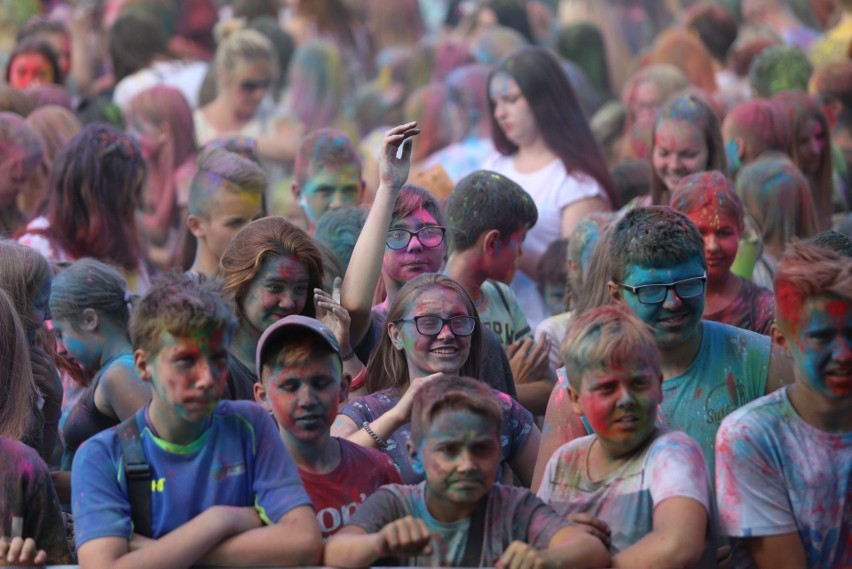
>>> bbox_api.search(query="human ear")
[407,440,424,474]
[81,307,99,332]
[734,137,746,160]
[770,322,789,353]
[187,215,205,239]
[338,368,351,404]
[567,382,584,417]
[388,321,404,350]
[134,349,152,383]
[254,381,272,412]
[607,280,622,303]
[483,229,501,256]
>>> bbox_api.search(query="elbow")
[291,530,323,566]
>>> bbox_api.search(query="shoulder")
[647,430,704,461]
[704,320,771,355]
[0,436,49,478]
[719,389,788,435]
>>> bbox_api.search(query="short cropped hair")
[806,231,852,257]
[609,206,706,282]
[130,273,237,356]
[562,304,661,390]
[670,171,745,231]
[410,375,503,445]
[446,170,537,252]
[774,242,852,335]
[188,148,267,217]
[294,128,361,188]
[313,206,368,273]
[749,45,812,98]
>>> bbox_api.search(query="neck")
[282,428,340,473]
[445,252,486,301]
[787,383,852,433]
[513,137,556,172]
[97,330,133,370]
[190,244,220,278]
[590,429,655,480]
[424,483,478,523]
[231,323,260,372]
[148,398,209,445]
[659,322,704,379]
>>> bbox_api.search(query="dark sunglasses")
[240,78,273,93]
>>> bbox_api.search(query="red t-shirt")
[299,437,402,538]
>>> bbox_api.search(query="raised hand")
[314,285,353,354]
[378,122,420,190]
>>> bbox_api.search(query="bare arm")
[543,525,612,568]
[531,380,588,493]
[254,117,303,164]
[77,506,260,569]
[325,518,431,568]
[340,122,419,347]
[612,498,708,569]
[508,423,541,488]
[765,344,794,394]
[744,533,808,569]
[197,505,321,566]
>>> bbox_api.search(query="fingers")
[33,549,47,565]
[498,541,545,569]
[332,276,342,303]
[7,536,23,563]
[382,517,432,556]
[0,536,39,564]
[19,538,38,563]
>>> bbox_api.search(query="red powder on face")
[774,280,803,334]
[825,299,848,319]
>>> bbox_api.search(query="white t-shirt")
[716,386,852,569]
[538,429,718,569]
[113,60,208,111]
[480,154,608,263]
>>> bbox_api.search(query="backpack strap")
[116,415,153,538]
[460,495,489,567]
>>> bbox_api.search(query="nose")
[833,335,852,364]
[296,385,318,408]
[615,385,636,408]
[329,190,345,210]
[456,448,476,472]
[194,359,216,391]
[661,286,685,310]
[406,233,424,253]
[278,292,296,311]
[667,154,684,173]
[705,233,719,252]
[436,320,455,340]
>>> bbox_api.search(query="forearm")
[343,411,405,450]
[256,134,299,164]
[612,531,701,569]
[545,529,611,569]
[341,181,397,345]
[198,523,321,566]
[515,379,556,415]
[325,532,383,568]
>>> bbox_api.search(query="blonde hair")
[214,28,276,80]
[562,304,661,390]
[188,148,267,217]
[0,288,37,441]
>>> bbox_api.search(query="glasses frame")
[614,272,707,305]
[385,226,447,250]
[396,315,478,337]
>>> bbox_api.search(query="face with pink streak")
[382,207,445,288]
[242,255,310,334]
[652,119,710,193]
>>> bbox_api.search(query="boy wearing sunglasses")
[445,170,555,414]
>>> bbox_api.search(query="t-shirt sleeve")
[646,432,713,516]
[346,486,409,533]
[339,397,374,427]
[498,391,533,459]
[715,412,796,537]
[247,405,313,523]
[71,433,134,548]
[20,447,72,563]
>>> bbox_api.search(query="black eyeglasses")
[386,226,446,250]
[397,315,477,337]
[240,78,273,92]
[614,273,707,305]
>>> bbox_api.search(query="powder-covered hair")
[670,171,745,231]
[723,99,790,158]
[609,206,707,282]
[218,217,324,319]
[214,28,276,79]
[25,105,81,174]
[554,22,611,97]
[0,111,44,173]
[574,224,618,316]
[736,155,818,253]
[126,85,198,173]
[684,3,739,64]
[403,82,454,164]
[0,240,51,334]
[129,272,237,356]
[0,288,37,441]
[49,258,130,329]
[650,95,726,205]
[410,374,503,444]
[561,304,661,390]
[445,64,492,140]
[749,45,813,98]
[313,206,368,273]
[188,148,267,217]
[806,231,852,257]
[43,124,145,271]
[774,241,852,335]
[811,61,852,127]
[621,64,689,127]
[285,40,346,134]
[294,128,361,188]
[446,170,538,253]
[645,28,717,93]
[366,273,483,394]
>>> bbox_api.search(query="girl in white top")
[483,46,618,280]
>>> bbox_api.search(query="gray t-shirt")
[348,482,568,566]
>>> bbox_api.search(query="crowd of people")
[0,0,850,567]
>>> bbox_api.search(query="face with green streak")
[144,328,232,423]
[569,356,662,456]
